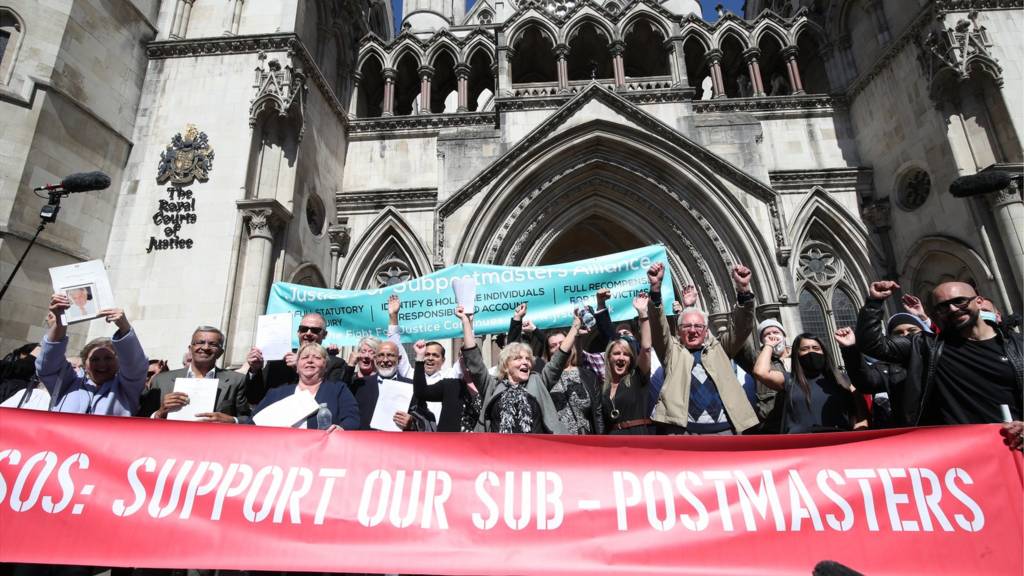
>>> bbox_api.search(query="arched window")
[831,289,858,330]
[798,289,829,340]
[796,242,862,364]
[0,9,24,85]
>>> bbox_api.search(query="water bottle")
[316,403,332,430]
[578,305,596,330]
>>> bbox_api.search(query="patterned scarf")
[497,381,535,434]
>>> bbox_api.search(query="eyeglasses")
[191,339,222,349]
[932,296,974,315]
[297,325,324,335]
[679,323,706,331]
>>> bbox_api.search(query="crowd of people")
[1,264,1021,450]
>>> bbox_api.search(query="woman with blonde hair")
[602,293,654,435]
[254,342,360,430]
[458,305,581,433]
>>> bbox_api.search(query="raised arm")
[588,288,615,354]
[646,263,674,363]
[854,281,914,363]
[507,302,527,344]
[752,331,785,391]
[36,294,77,396]
[540,313,582,388]
[387,294,415,379]
[100,308,147,404]
[718,265,756,357]
[633,292,653,376]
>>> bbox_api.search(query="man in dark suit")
[244,312,347,404]
[140,326,250,422]
[346,340,414,430]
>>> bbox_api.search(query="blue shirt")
[36,330,148,416]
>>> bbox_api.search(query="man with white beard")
[344,339,415,430]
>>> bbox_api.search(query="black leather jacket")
[855,298,1024,426]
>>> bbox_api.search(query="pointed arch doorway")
[536,214,647,265]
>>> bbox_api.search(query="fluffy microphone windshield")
[61,171,112,193]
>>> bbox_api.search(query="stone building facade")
[0,0,1020,365]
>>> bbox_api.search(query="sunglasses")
[297,325,324,335]
[932,296,974,315]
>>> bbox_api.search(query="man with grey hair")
[647,262,760,435]
[140,326,249,422]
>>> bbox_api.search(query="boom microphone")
[33,171,112,194]
[949,171,1012,198]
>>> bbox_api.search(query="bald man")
[855,280,1022,444]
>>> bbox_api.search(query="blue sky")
[389,0,745,33]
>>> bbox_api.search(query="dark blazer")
[141,367,250,418]
[246,354,348,404]
[412,360,472,432]
[343,365,414,430]
[253,380,360,430]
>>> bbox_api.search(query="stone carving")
[692,94,846,115]
[898,168,931,210]
[920,11,1001,83]
[328,224,352,256]
[156,124,215,186]
[860,199,891,230]
[797,243,843,286]
[250,51,308,139]
[375,252,413,286]
[243,208,274,240]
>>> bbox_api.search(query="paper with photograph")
[48,260,115,325]
[167,378,218,421]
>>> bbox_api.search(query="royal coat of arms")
[156,125,215,186]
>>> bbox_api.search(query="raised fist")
[647,263,665,287]
[731,265,752,293]
[869,280,900,300]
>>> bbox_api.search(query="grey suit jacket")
[140,367,251,418]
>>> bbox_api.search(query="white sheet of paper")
[48,260,116,325]
[371,379,414,432]
[452,277,477,315]
[255,312,293,361]
[167,378,218,421]
[253,389,320,428]
[426,401,443,422]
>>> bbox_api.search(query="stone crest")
[156,124,215,186]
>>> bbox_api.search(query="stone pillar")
[668,38,687,87]
[382,68,395,116]
[230,200,288,365]
[864,0,892,45]
[987,178,1024,295]
[706,49,725,99]
[223,0,244,35]
[169,0,185,38]
[348,71,362,117]
[497,45,513,96]
[455,63,470,112]
[179,0,195,39]
[418,65,433,114]
[743,47,765,96]
[610,41,625,87]
[782,46,804,95]
[837,36,857,84]
[328,224,351,289]
[554,44,569,92]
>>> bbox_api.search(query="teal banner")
[266,245,675,346]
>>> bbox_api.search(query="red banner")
[1,408,1021,575]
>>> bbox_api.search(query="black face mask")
[799,352,826,374]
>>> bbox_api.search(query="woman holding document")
[253,343,360,430]
[35,293,147,416]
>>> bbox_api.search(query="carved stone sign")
[148,125,213,252]
[147,187,198,253]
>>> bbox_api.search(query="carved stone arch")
[0,7,26,85]
[791,17,827,46]
[901,236,997,308]
[338,207,433,290]
[290,263,328,288]
[787,187,873,296]
[712,21,751,51]
[389,41,425,71]
[462,36,495,65]
[357,45,387,72]
[679,23,714,52]
[506,17,560,48]
[448,120,784,309]
[563,12,617,44]
[426,38,460,67]
[619,9,672,40]
[751,19,791,47]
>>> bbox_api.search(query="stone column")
[179,0,195,39]
[418,65,433,114]
[230,200,288,365]
[743,47,765,96]
[782,46,805,95]
[610,41,625,87]
[668,37,687,87]
[223,0,244,35]
[837,36,857,84]
[987,177,1024,295]
[554,44,569,92]
[497,45,513,96]
[864,0,891,45]
[455,63,470,112]
[706,49,725,99]
[348,71,362,117]
[382,67,395,116]
[169,0,185,38]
